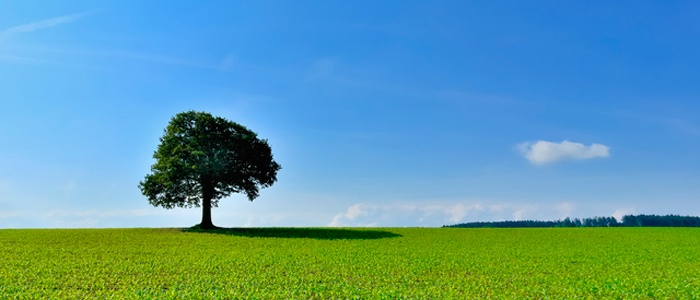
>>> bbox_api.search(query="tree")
[138,111,281,229]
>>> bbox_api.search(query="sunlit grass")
[1,227,699,299]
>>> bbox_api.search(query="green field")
[1,227,699,299]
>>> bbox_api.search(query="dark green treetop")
[138,111,281,229]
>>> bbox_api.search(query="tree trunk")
[199,181,217,230]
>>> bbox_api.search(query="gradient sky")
[2,1,700,228]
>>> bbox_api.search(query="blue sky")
[2,1,700,228]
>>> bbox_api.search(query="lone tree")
[139,111,281,229]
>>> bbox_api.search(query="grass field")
[1,227,699,299]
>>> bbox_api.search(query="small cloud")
[512,204,539,220]
[329,203,367,227]
[518,140,610,164]
[448,204,479,222]
[0,11,95,37]
[328,202,579,227]
[612,207,636,222]
[420,203,485,223]
[345,203,366,219]
[556,202,576,217]
[239,214,288,227]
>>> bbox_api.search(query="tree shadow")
[181,226,401,240]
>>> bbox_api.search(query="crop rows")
[1,227,699,299]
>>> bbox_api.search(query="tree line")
[444,214,700,228]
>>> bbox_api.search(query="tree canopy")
[444,214,700,228]
[139,111,281,229]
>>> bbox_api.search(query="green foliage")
[139,111,280,207]
[621,214,700,227]
[138,111,280,228]
[447,214,700,228]
[2,227,700,299]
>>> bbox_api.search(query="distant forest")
[444,215,700,228]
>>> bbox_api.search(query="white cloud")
[329,203,368,227]
[0,12,92,37]
[345,203,366,219]
[556,202,577,217]
[328,201,580,227]
[612,207,637,222]
[448,203,480,222]
[240,214,288,228]
[518,140,610,164]
[512,205,537,221]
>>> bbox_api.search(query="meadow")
[1,227,699,299]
